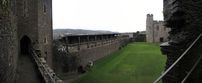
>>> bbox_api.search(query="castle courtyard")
[71,42,166,83]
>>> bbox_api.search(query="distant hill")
[53,29,114,39]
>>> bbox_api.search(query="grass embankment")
[71,42,166,83]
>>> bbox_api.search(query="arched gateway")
[15,36,43,83]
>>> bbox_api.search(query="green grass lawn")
[71,42,166,83]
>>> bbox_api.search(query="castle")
[53,33,130,78]
[146,14,170,43]
[0,0,53,83]
[0,0,131,82]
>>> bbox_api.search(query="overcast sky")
[53,0,163,32]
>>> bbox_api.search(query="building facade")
[146,14,170,43]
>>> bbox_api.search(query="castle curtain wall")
[0,0,18,83]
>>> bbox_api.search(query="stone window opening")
[23,1,28,17]
[44,37,48,44]
[156,26,159,31]
[45,52,48,60]
[43,4,47,13]
[160,37,164,42]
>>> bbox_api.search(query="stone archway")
[20,36,31,55]
[16,36,43,83]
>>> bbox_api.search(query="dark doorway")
[160,37,164,42]
[20,36,31,55]
[78,66,86,73]
[16,36,43,83]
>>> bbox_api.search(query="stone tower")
[146,14,170,43]
[0,0,53,83]
[146,14,154,43]
[16,0,53,67]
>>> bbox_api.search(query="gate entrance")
[16,36,43,83]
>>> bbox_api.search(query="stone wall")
[0,0,18,83]
[37,0,53,68]
[16,0,38,42]
[161,0,202,83]
[53,34,130,75]
[0,0,53,82]
[133,32,146,42]
[77,39,121,67]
